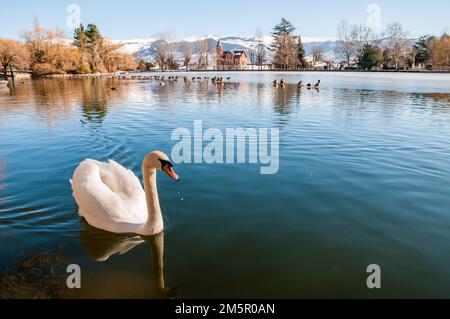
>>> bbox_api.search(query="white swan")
[70,151,179,236]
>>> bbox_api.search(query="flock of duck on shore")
[43,73,322,91]
[146,75,234,86]
[129,74,322,90]
[273,79,321,90]
[133,74,322,90]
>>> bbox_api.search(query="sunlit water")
[1,71,450,298]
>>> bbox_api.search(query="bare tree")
[155,34,172,71]
[249,49,256,70]
[383,23,410,69]
[404,46,417,69]
[197,38,209,70]
[312,45,323,64]
[352,24,376,68]
[427,37,439,68]
[166,41,178,70]
[182,42,192,70]
[255,29,266,70]
[335,20,357,68]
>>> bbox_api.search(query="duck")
[71,151,180,236]
[306,83,312,89]
[280,79,286,88]
[297,81,304,88]
[273,80,279,88]
[314,80,321,88]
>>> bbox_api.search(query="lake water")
[1,71,450,298]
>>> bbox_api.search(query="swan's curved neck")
[142,167,163,235]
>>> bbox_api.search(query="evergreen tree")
[272,18,296,34]
[270,18,297,69]
[85,24,105,72]
[85,24,103,49]
[73,24,87,51]
[297,36,307,69]
[73,24,91,73]
[414,35,435,66]
[359,44,381,70]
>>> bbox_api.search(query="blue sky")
[2,0,449,40]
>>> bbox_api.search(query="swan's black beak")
[163,165,180,182]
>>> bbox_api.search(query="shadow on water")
[79,220,182,298]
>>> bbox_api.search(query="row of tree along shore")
[0,19,137,79]
[266,18,450,72]
[1,18,450,79]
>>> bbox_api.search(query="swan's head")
[144,151,180,182]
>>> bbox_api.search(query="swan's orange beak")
[163,166,180,182]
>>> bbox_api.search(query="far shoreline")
[27,69,450,79]
[5,68,449,81]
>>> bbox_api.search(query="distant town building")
[216,41,248,70]
[305,56,339,70]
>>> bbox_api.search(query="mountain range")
[112,35,338,65]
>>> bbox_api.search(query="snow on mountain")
[183,35,220,42]
[302,36,338,43]
[113,35,339,63]
[112,38,157,54]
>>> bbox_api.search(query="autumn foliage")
[432,34,450,69]
[1,19,137,77]
[0,38,29,76]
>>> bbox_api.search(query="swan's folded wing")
[72,159,147,225]
[101,159,144,197]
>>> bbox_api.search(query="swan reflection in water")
[79,220,182,298]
